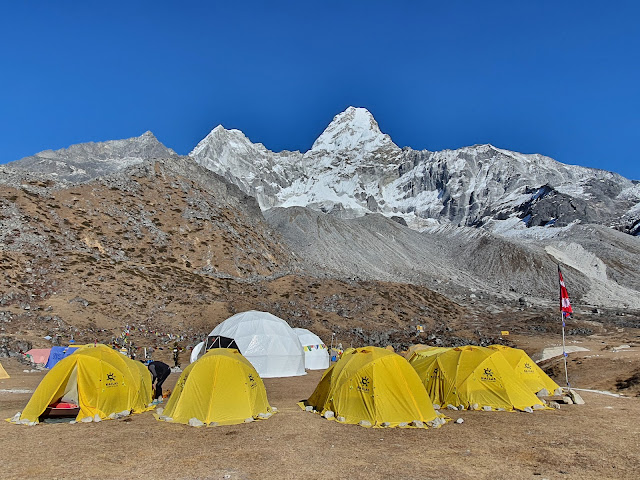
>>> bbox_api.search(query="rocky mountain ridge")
[8,131,177,183]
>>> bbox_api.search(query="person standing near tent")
[147,360,171,400]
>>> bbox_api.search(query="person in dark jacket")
[147,360,171,400]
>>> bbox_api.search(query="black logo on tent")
[524,362,533,372]
[248,374,257,389]
[357,376,371,393]
[481,368,496,382]
[105,372,118,387]
[356,376,371,393]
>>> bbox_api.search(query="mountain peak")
[310,106,398,153]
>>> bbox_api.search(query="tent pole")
[561,313,570,391]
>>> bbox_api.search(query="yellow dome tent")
[0,361,9,380]
[301,346,447,428]
[9,344,153,425]
[488,345,561,395]
[409,345,545,411]
[405,345,450,360]
[156,349,274,427]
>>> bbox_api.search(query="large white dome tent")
[293,328,330,370]
[210,311,306,378]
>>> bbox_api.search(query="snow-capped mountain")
[190,107,640,235]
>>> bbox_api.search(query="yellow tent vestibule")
[301,346,447,428]
[157,348,274,427]
[409,345,546,411]
[9,344,153,425]
[488,345,561,395]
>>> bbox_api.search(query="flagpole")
[558,265,572,391]
[561,311,570,390]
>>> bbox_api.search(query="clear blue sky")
[1,1,639,180]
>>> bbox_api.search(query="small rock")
[432,404,441,410]
[446,404,458,411]
[81,416,93,423]
[258,412,272,419]
[562,396,574,405]
[536,389,550,397]
[471,403,479,410]
[337,416,346,422]
[497,408,506,412]
[523,407,534,413]
[482,406,492,412]
[455,418,464,424]
[244,417,255,423]
[305,405,314,412]
[208,422,219,427]
[568,390,585,405]
[188,417,204,427]
[359,420,372,427]
[323,410,334,419]
[381,422,391,427]
[550,402,560,409]
[94,414,101,422]
[156,407,164,415]
[398,422,409,427]
[458,405,465,411]
[271,407,278,412]
[533,404,545,410]
[69,420,76,424]
[411,420,424,428]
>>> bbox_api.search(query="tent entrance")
[205,335,239,351]
[40,365,80,420]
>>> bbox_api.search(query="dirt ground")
[1,335,639,480]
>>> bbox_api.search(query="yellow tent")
[0,361,9,379]
[405,345,450,360]
[409,345,545,411]
[9,344,153,425]
[157,349,274,427]
[301,346,447,428]
[488,345,561,395]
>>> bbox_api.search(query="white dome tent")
[209,311,306,378]
[293,328,330,370]
[190,341,205,363]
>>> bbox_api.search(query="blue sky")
[1,1,639,179]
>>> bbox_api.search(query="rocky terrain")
[1,111,639,369]
[0,157,482,356]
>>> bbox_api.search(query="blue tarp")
[45,346,78,368]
